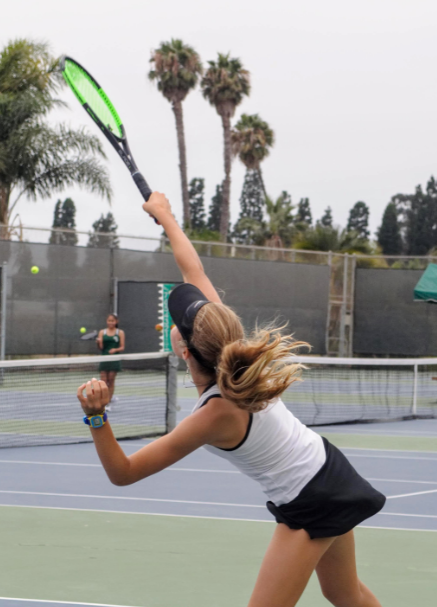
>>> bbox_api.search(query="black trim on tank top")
[199,394,253,452]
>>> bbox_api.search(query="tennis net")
[284,356,437,426]
[0,352,178,448]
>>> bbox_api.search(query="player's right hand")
[142,192,171,219]
[77,378,109,415]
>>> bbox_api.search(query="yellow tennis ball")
[31,266,39,274]
[155,324,163,332]
[80,327,87,334]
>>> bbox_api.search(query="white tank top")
[193,384,326,505]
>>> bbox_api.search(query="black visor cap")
[168,283,210,346]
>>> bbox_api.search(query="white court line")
[0,460,240,474]
[1,488,437,510]
[380,512,437,519]
[1,461,436,486]
[0,490,264,509]
[344,454,437,461]
[0,599,135,607]
[0,503,436,533]
[386,488,437,500]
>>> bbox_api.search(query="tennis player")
[96,313,125,409]
[78,193,385,607]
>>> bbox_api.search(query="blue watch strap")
[83,411,108,428]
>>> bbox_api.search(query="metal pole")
[348,255,356,358]
[0,262,7,360]
[339,254,348,357]
[113,278,118,315]
[166,354,179,433]
[412,364,418,417]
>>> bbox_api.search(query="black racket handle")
[132,172,160,225]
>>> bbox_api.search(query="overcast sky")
[4,0,437,241]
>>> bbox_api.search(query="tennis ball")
[31,266,39,274]
[80,327,87,334]
[155,323,163,332]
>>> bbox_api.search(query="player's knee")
[321,586,364,607]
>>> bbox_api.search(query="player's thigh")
[248,524,335,607]
[315,530,362,603]
[107,371,117,384]
[100,371,108,382]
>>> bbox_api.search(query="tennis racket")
[60,56,158,223]
[80,330,98,341]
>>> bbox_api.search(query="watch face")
[91,416,103,428]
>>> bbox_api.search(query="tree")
[295,198,312,229]
[207,184,223,233]
[149,40,202,229]
[233,169,265,244]
[188,178,206,230]
[294,224,373,254]
[319,207,333,228]
[235,191,294,248]
[347,201,370,239]
[394,177,437,255]
[0,39,111,239]
[263,191,295,248]
[377,202,403,255]
[201,54,250,239]
[231,113,274,195]
[88,212,119,248]
[49,198,78,245]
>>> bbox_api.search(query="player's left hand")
[77,378,109,415]
[108,348,116,354]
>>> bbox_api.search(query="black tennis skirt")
[266,437,386,539]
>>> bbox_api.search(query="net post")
[339,254,349,357]
[412,363,418,417]
[166,354,179,433]
[0,262,7,361]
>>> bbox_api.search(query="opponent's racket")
[80,330,98,341]
[60,56,158,223]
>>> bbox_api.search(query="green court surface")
[0,506,435,607]
[321,432,437,452]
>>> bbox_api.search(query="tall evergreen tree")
[397,177,437,255]
[88,213,119,248]
[233,169,265,243]
[319,207,333,228]
[295,198,312,228]
[207,184,223,232]
[347,201,370,239]
[377,202,403,254]
[188,178,206,230]
[49,198,78,245]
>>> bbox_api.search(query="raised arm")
[144,193,221,303]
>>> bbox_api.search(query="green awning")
[414,263,437,302]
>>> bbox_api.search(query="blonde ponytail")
[217,327,308,413]
[190,304,309,412]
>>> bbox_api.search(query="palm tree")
[149,40,202,228]
[263,192,295,248]
[235,191,294,249]
[293,225,373,254]
[231,113,274,195]
[0,39,111,238]
[201,54,250,240]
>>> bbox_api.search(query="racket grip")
[132,172,160,225]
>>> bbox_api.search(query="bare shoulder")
[198,396,242,425]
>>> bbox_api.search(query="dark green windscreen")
[62,58,123,139]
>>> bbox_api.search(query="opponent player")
[78,193,385,607]
[96,313,125,409]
